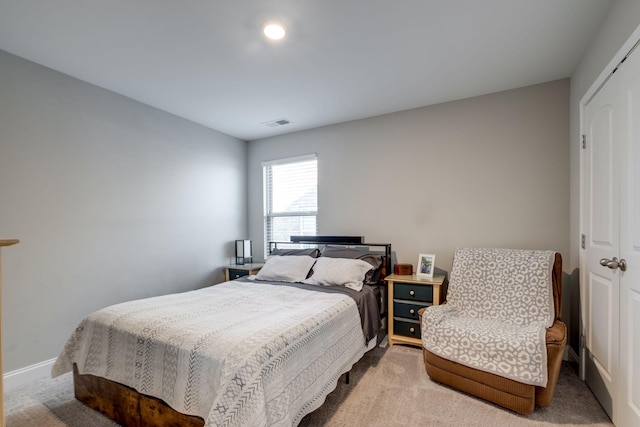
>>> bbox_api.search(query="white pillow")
[254,255,316,282]
[303,257,374,291]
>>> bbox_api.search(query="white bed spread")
[52,280,371,426]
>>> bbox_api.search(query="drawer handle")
[409,290,415,296]
[409,327,415,334]
[409,308,415,315]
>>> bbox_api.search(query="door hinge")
[582,134,586,149]
[580,334,586,349]
[581,234,586,249]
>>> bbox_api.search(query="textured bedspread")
[52,280,371,426]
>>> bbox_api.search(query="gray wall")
[0,50,247,371]
[248,79,570,273]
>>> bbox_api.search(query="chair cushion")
[422,304,549,386]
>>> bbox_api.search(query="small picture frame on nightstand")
[417,253,435,278]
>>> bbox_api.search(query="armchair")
[419,248,566,414]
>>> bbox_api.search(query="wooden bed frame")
[74,364,204,427]
[72,236,391,427]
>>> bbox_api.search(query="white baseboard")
[3,358,56,392]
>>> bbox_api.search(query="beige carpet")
[5,345,612,427]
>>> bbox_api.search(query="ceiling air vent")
[262,118,292,128]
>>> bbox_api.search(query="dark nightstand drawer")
[393,301,430,320]
[228,268,249,280]
[394,282,433,302]
[393,318,421,338]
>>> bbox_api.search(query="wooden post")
[0,239,19,427]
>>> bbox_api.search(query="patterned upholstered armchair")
[419,248,566,414]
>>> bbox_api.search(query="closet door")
[584,70,620,412]
[584,42,640,426]
[617,45,640,427]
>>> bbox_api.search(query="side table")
[385,273,446,347]
[224,263,264,281]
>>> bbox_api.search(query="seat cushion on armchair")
[422,305,549,386]
[421,319,567,414]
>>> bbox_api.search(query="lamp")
[235,240,252,265]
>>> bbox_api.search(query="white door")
[584,42,640,426]
[617,44,640,427]
[584,71,620,409]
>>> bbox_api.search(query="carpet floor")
[5,345,612,427]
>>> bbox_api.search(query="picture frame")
[416,253,436,278]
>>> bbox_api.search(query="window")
[263,154,317,254]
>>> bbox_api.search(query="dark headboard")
[290,235,364,245]
[268,236,392,286]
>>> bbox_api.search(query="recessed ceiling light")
[263,22,286,40]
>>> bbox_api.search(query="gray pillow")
[303,257,373,291]
[321,246,384,284]
[269,248,321,258]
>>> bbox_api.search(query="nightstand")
[224,263,264,281]
[385,274,447,347]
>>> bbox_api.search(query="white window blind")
[263,154,317,254]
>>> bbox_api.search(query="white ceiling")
[0,0,613,141]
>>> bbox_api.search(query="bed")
[52,237,391,427]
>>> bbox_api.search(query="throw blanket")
[422,248,556,387]
[52,280,370,426]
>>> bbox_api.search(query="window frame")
[262,154,318,255]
